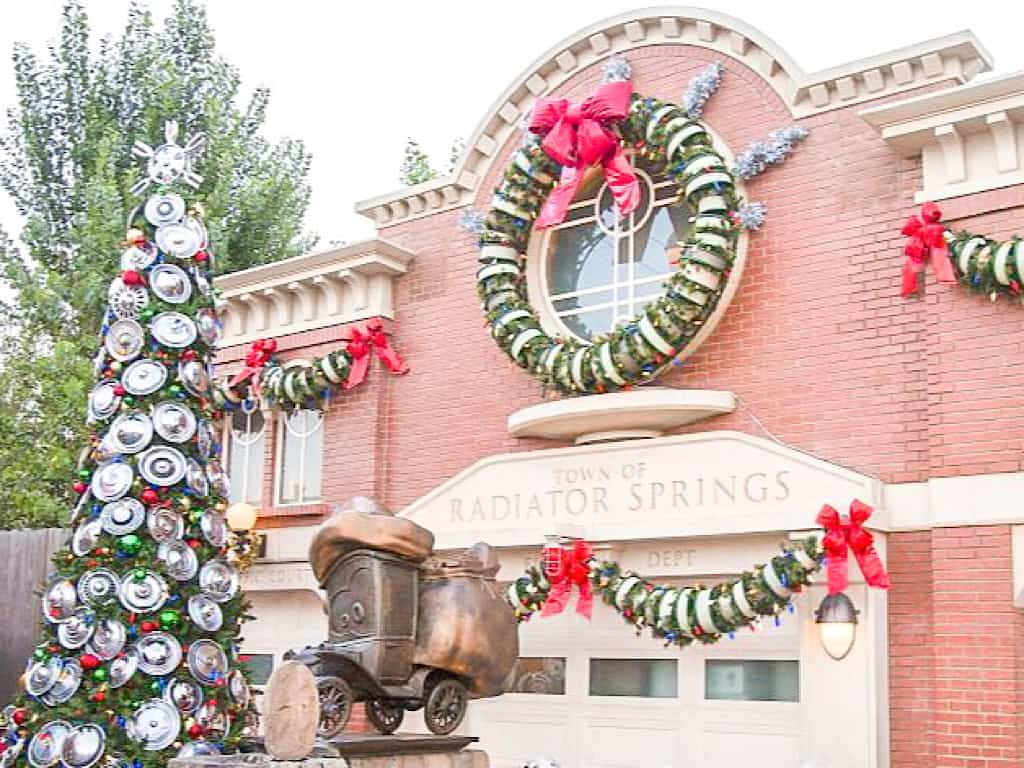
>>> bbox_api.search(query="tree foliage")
[0,0,314,528]
[398,137,464,186]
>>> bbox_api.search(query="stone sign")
[401,431,880,548]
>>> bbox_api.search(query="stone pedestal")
[169,737,489,768]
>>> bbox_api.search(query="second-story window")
[276,408,323,505]
[227,402,266,504]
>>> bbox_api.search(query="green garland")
[209,329,407,412]
[946,229,1024,299]
[478,94,745,396]
[507,536,823,647]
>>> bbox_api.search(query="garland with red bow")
[900,202,1024,300]
[210,318,408,410]
[507,501,891,649]
[478,73,748,396]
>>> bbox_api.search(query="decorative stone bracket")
[861,70,1024,202]
[214,239,416,348]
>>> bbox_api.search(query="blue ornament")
[728,632,735,640]
[774,615,781,627]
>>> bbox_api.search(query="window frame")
[224,399,267,505]
[272,361,325,508]
[524,125,746,350]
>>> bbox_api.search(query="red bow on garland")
[229,338,278,395]
[816,500,891,595]
[529,79,641,229]
[541,539,594,619]
[900,202,956,298]
[343,319,409,389]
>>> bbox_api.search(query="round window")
[539,157,691,342]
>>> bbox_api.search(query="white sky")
[0,0,1022,249]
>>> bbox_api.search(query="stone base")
[169,737,489,768]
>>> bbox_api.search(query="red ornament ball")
[12,708,27,725]
[181,349,196,361]
[91,691,106,703]
[140,620,157,632]
[73,482,88,494]
[194,251,208,263]
[0,742,7,754]
[79,654,100,670]
[121,270,145,286]
[187,539,201,550]
[113,384,126,396]
[140,488,160,505]
[187,724,203,738]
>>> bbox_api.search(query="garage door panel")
[582,720,682,768]
[699,731,800,767]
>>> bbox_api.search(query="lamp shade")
[815,592,859,661]
[225,501,258,531]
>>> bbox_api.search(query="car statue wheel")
[365,698,405,734]
[315,675,353,738]
[423,678,467,736]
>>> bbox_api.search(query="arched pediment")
[356,7,989,228]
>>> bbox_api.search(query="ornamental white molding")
[507,388,736,444]
[356,8,991,228]
[860,70,1024,202]
[213,238,415,348]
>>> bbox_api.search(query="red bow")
[900,202,956,297]
[344,319,409,389]
[541,540,594,619]
[228,338,278,395]
[529,79,640,229]
[816,500,891,595]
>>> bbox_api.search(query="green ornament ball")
[169,384,182,395]
[189,509,203,524]
[93,668,106,682]
[132,567,147,582]
[159,609,180,630]
[33,648,47,661]
[140,308,155,321]
[118,534,142,555]
[150,680,161,693]
[78,469,90,480]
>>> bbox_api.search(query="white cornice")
[860,70,1024,202]
[356,8,991,228]
[213,238,416,348]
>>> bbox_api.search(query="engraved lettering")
[450,498,464,523]
[565,488,587,516]
[775,470,791,501]
[743,472,768,503]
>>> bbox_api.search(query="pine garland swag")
[507,536,823,647]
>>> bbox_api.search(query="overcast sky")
[1,0,1022,249]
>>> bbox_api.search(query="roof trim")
[356,8,991,229]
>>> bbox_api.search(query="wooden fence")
[0,529,68,702]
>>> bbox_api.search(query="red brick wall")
[890,526,1023,767]
[235,42,1024,767]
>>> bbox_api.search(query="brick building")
[217,9,1024,768]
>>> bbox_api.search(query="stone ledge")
[507,387,736,444]
[169,746,488,768]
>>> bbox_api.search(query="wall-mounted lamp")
[815,592,859,661]
[226,501,258,531]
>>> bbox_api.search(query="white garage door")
[466,583,803,768]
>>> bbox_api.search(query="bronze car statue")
[284,497,519,737]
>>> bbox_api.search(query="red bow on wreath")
[816,500,891,595]
[541,539,594,619]
[900,202,956,298]
[229,338,278,395]
[529,79,641,229]
[343,319,409,390]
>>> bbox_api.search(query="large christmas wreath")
[477,75,745,396]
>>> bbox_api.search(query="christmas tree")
[0,121,254,768]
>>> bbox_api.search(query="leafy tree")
[398,137,464,185]
[0,0,314,528]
